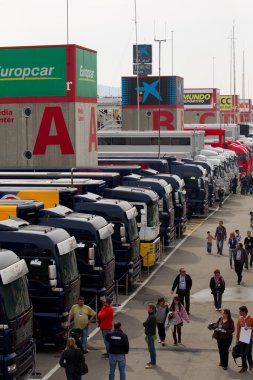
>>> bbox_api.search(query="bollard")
[29,339,42,379]
[126,273,129,296]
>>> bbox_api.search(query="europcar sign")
[0,47,67,97]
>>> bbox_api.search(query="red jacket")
[98,305,113,330]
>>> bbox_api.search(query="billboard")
[240,99,251,113]
[219,95,233,111]
[184,89,215,109]
[122,76,184,106]
[133,45,152,63]
[133,63,152,75]
[0,47,67,97]
[76,48,97,98]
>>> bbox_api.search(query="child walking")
[206,231,214,254]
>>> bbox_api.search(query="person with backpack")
[209,269,225,311]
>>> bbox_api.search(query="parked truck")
[0,213,80,345]
[0,249,34,380]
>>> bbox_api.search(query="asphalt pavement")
[32,193,253,380]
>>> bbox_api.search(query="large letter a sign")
[33,107,75,155]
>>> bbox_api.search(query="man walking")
[215,220,227,255]
[237,305,253,373]
[105,322,129,380]
[233,243,246,285]
[98,298,114,358]
[67,296,96,354]
[218,186,225,208]
[143,304,157,369]
[171,267,192,314]
[244,231,253,268]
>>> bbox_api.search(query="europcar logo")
[79,65,96,83]
[0,65,60,81]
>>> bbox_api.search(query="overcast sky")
[1,0,253,97]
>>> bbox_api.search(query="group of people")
[206,220,253,285]
[240,173,253,195]
[209,305,253,373]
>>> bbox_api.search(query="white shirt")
[179,275,186,290]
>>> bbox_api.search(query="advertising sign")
[219,95,233,111]
[122,76,184,106]
[0,47,67,97]
[240,99,251,113]
[133,45,152,63]
[184,89,214,109]
[76,48,97,98]
[133,63,152,75]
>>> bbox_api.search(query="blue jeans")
[216,239,224,254]
[81,325,88,351]
[207,242,212,254]
[102,329,111,353]
[213,291,222,309]
[229,248,236,267]
[146,335,156,365]
[109,354,126,380]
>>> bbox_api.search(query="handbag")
[79,362,88,375]
[207,322,218,330]
[212,330,219,339]
[232,343,241,367]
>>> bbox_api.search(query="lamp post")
[154,37,166,158]
[66,0,69,44]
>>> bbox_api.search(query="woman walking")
[210,269,225,311]
[227,232,237,269]
[155,297,169,346]
[169,296,190,345]
[214,309,235,370]
[59,337,86,380]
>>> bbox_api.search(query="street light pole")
[171,30,174,75]
[66,0,69,44]
[134,0,140,131]
[154,35,166,159]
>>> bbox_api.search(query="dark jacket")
[215,225,227,240]
[105,329,129,354]
[216,317,235,339]
[59,348,85,377]
[233,248,246,265]
[244,236,253,250]
[210,276,225,294]
[172,274,192,293]
[143,312,157,336]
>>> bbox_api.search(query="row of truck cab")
[0,150,238,379]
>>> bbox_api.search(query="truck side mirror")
[88,247,95,260]
[48,265,57,287]
[120,226,126,237]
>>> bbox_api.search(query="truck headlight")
[8,364,16,373]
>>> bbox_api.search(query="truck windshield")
[100,236,114,265]
[164,190,173,211]
[127,217,139,241]
[0,276,30,320]
[59,249,79,285]
[147,204,159,227]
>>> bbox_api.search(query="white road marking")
[29,206,219,380]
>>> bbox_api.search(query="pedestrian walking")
[244,231,253,268]
[155,297,169,346]
[98,298,114,358]
[232,176,238,194]
[209,269,225,311]
[227,232,237,268]
[59,337,87,380]
[218,186,225,208]
[250,212,253,228]
[241,174,248,195]
[233,243,246,285]
[206,231,214,254]
[215,220,227,255]
[236,305,253,373]
[67,296,96,354]
[235,229,242,243]
[212,309,235,370]
[169,296,190,345]
[171,267,192,314]
[143,303,157,369]
[105,322,129,380]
